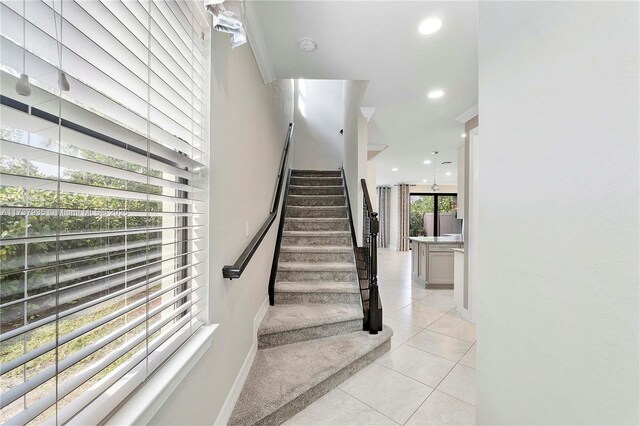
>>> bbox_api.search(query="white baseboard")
[214,297,269,425]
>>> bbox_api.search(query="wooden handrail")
[361,179,375,219]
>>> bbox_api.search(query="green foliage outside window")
[409,195,457,236]
[0,130,169,366]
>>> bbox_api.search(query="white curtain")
[377,186,391,248]
[397,184,411,251]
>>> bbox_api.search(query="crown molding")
[456,104,478,123]
[244,2,276,84]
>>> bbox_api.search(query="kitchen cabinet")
[409,236,463,288]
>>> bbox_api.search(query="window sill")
[105,324,218,426]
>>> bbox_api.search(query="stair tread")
[291,176,342,179]
[229,327,393,426]
[289,185,343,189]
[284,217,348,221]
[258,304,362,336]
[275,281,359,294]
[286,205,346,209]
[288,194,345,198]
[292,169,341,172]
[278,262,356,272]
[280,246,352,253]
[282,230,350,236]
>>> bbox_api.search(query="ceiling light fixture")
[423,160,431,164]
[392,168,398,172]
[298,38,317,52]
[431,151,439,155]
[461,133,467,138]
[427,90,444,99]
[431,169,440,192]
[446,172,452,176]
[418,17,442,35]
[422,179,427,183]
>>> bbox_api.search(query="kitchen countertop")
[408,235,464,244]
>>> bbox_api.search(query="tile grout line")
[382,284,476,423]
[384,308,449,329]
[375,361,441,389]
[295,250,472,425]
[336,383,408,425]
[419,326,477,344]
[396,341,476,425]
[402,340,470,364]
[286,388,400,426]
[430,343,476,408]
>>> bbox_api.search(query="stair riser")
[291,170,342,177]
[252,338,391,426]
[276,270,357,282]
[289,186,344,196]
[274,292,361,305]
[279,251,354,263]
[284,220,349,232]
[290,177,343,186]
[281,235,351,247]
[287,196,346,207]
[258,319,361,349]
[286,207,347,219]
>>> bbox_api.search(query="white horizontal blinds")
[0,0,209,424]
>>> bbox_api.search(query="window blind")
[0,1,210,424]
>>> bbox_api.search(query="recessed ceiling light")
[422,179,427,183]
[392,168,398,172]
[427,90,444,99]
[461,133,467,138]
[431,151,439,155]
[423,160,431,164]
[446,172,452,176]
[418,17,442,35]
[298,38,317,52]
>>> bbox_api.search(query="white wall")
[456,144,465,219]
[356,113,369,240]
[477,2,639,425]
[367,160,377,211]
[292,79,345,170]
[149,30,294,425]
[343,80,368,244]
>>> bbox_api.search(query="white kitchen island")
[409,235,464,288]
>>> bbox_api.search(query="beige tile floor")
[286,249,476,426]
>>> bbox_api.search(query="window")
[0,1,209,423]
[410,194,461,237]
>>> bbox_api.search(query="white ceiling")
[248,1,478,185]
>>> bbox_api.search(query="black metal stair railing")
[360,179,382,333]
[341,168,382,334]
[222,123,294,280]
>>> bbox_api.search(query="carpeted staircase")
[229,169,392,426]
